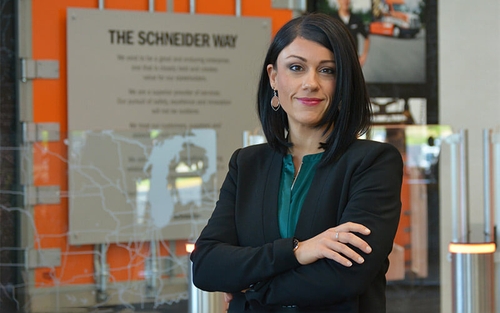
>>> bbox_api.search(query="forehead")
[279,37,334,60]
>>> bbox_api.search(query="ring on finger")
[335,231,340,241]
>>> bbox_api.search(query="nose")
[302,71,319,90]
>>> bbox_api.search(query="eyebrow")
[285,54,335,64]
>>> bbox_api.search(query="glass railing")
[0,125,459,312]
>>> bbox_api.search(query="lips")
[297,97,322,106]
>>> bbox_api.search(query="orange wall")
[30,0,292,286]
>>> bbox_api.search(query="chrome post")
[187,243,225,313]
[94,243,109,302]
[446,129,496,313]
[190,0,195,14]
[235,0,241,17]
[483,129,493,242]
[446,132,461,242]
[493,131,500,243]
[492,131,500,313]
[458,129,469,243]
[145,240,158,297]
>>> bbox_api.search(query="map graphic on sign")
[68,128,217,245]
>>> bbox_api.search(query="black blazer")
[191,139,403,312]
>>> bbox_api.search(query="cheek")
[328,82,336,99]
[276,74,291,90]
[323,83,336,110]
[330,79,337,93]
[277,77,293,99]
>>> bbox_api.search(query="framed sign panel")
[67,9,271,244]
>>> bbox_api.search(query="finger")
[323,249,354,267]
[329,241,366,264]
[337,231,372,254]
[334,222,371,235]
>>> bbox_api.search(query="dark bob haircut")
[257,12,372,165]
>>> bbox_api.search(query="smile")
[297,97,322,106]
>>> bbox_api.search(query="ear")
[267,64,277,88]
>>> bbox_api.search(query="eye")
[320,67,336,75]
[289,64,303,72]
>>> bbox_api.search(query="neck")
[288,129,329,158]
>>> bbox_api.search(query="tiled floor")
[101,285,440,312]
[387,284,440,313]
[0,288,440,313]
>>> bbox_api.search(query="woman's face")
[267,37,336,130]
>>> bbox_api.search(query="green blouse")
[278,152,324,238]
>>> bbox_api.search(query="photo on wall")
[370,97,427,125]
[311,0,426,84]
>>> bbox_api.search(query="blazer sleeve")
[190,148,301,293]
[245,142,403,307]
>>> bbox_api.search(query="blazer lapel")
[262,151,283,242]
[294,164,333,238]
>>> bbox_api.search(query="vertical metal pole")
[149,0,155,12]
[494,132,500,243]
[448,129,496,313]
[188,248,202,313]
[100,244,108,294]
[98,0,104,10]
[146,240,158,297]
[187,243,225,313]
[94,244,109,302]
[190,0,196,14]
[483,129,493,242]
[235,0,241,17]
[459,129,469,243]
[493,131,500,313]
[448,133,460,242]
[167,0,173,12]
[100,243,109,294]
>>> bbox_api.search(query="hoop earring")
[270,89,281,111]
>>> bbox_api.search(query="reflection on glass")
[172,172,203,207]
[2,125,461,312]
[135,178,150,225]
[167,142,209,222]
[366,125,452,313]
[69,129,216,244]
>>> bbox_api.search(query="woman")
[190,13,403,312]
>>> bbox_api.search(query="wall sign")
[67,8,270,244]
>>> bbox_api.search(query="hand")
[358,54,367,67]
[224,293,233,310]
[294,222,372,267]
